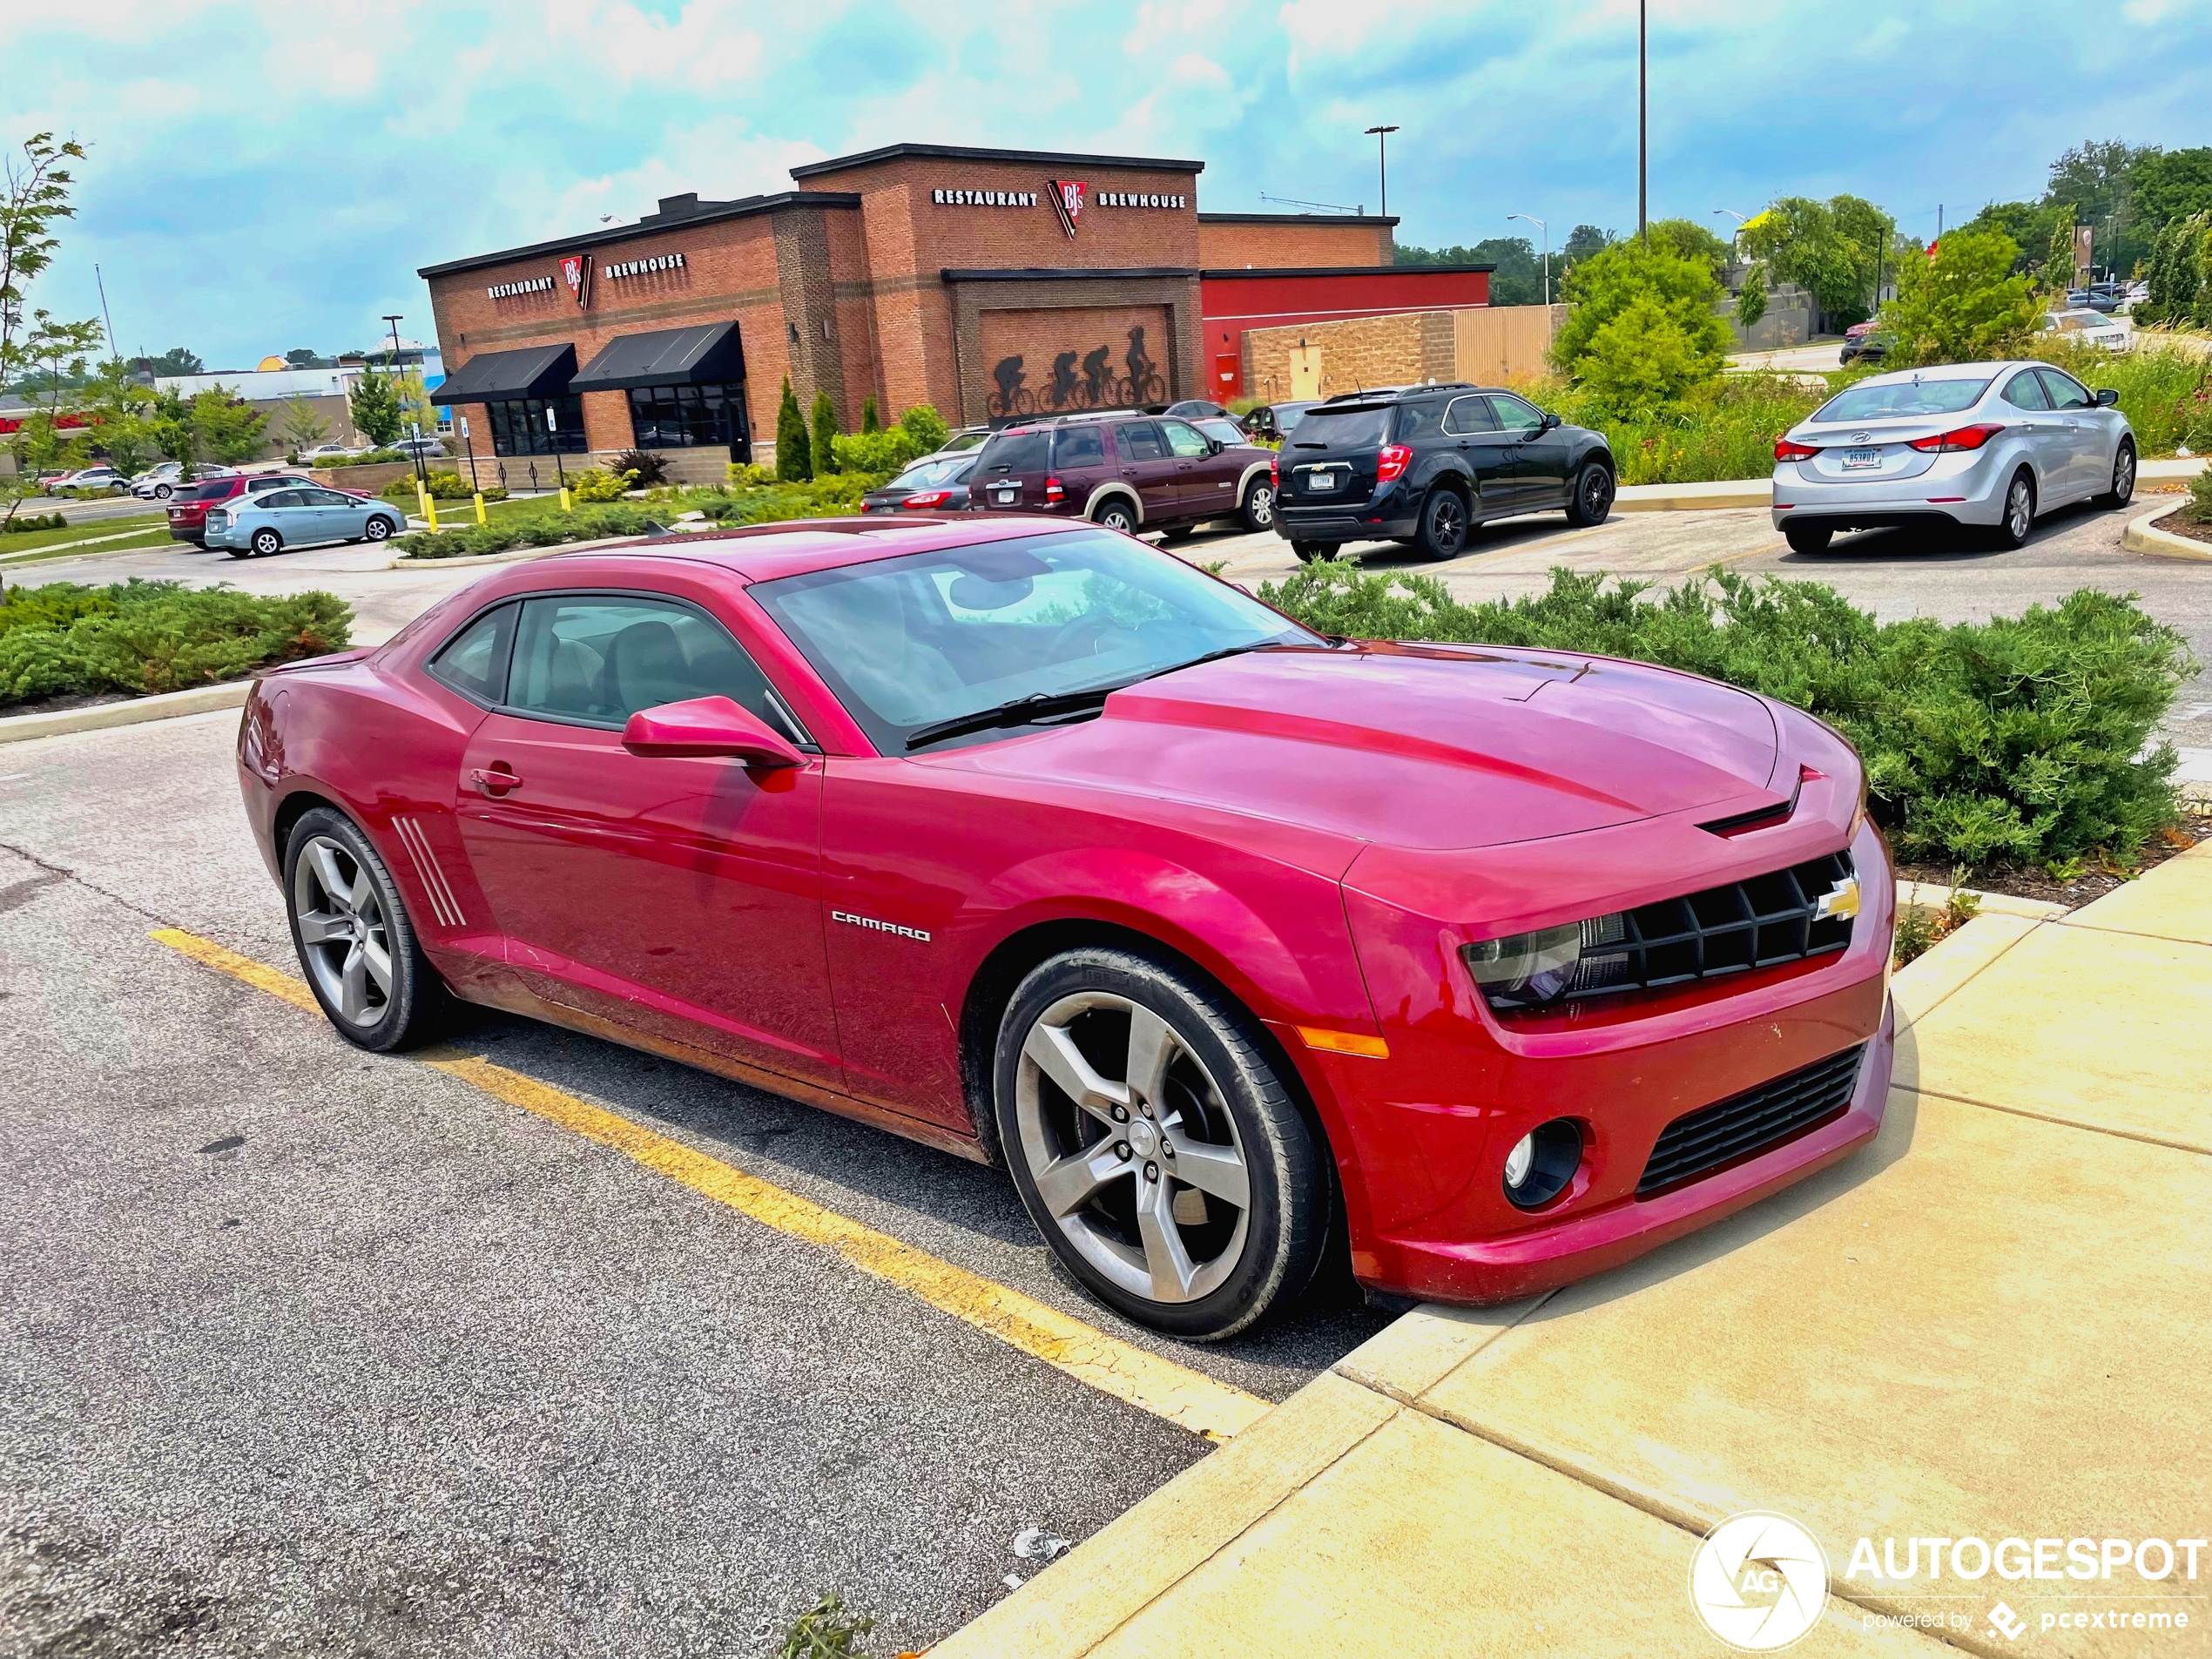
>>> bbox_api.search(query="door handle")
[470,765,523,795]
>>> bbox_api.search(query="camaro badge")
[833,910,931,943]
[1813,877,1860,921]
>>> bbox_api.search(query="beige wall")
[1242,305,1566,401]
[1451,306,1565,384]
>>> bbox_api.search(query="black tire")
[1992,468,2036,550]
[1159,523,1196,544]
[2094,439,2136,509]
[1784,523,1833,554]
[1240,478,1278,533]
[1413,486,1470,561]
[225,547,253,559]
[1290,541,1333,563]
[282,806,451,1052]
[994,947,1324,1341]
[1564,460,1615,527]
[1092,498,1139,536]
[363,516,395,542]
[250,527,282,557]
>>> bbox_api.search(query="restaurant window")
[625,381,751,456]
[485,395,587,456]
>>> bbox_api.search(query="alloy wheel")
[1246,482,1276,528]
[2114,446,2135,503]
[2006,477,2033,543]
[252,529,280,556]
[1427,491,1467,555]
[365,517,390,541]
[1098,505,1136,535]
[1014,991,1251,1305]
[292,834,394,1027]
[1581,467,1615,518]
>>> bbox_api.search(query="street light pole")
[1507,213,1549,309]
[1638,0,1649,246]
[1364,125,1399,221]
[382,313,424,489]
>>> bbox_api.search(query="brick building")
[418,143,1494,480]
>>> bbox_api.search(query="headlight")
[1460,914,1630,1010]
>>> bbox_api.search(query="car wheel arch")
[1235,458,1276,498]
[1083,482,1143,525]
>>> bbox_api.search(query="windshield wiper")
[904,684,1126,751]
[1135,643,1279,683]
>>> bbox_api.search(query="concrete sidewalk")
[938,844,2212,1659]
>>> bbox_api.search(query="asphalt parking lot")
[3,488,2204,1656]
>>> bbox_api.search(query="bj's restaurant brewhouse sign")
[932,178,1189,238]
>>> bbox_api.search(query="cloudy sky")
[10,0,2210,369]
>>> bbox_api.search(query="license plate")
[992,487,1017,503]
[1841,448,1882,470]
[1305,468,1344,492]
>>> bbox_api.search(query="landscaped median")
[0,577,351,717]
[386,472,887,560]
[934,841,2212,1659]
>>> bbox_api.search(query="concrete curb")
[387,531,664,570]
[0,679,250,745]
[2121,503,2211,562]
[1892,878,2067,922]
[1611,481,1769,513]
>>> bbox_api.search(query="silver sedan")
[203,485,406,558]
[1770,361,2135,553]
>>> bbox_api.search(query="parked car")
[1238,401,1318,443]
[860,453,978,515]
[1770,361,2135,554]
[132,462,188,500]
[968,411,1278,539]
[1186,415,1250,453]
[914,426,992,462]
[1158,398,1230,420]
[391,433,447,458]
[297,443,364,463]
[2065,288,2121,315]
[203,485,403,558]
[2040,307,2130,351]
[167,471,313,545]
[1838,321,1892,366]
[238,516,1895,1337]
[51,466,130,496]
[1272,384,1615,562]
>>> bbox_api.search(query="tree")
[392,370,439,443]
[277,394,331,455]
[145,346,204,377]
[2140,212,2207,326]
[2047,207,2080,289]
[348,368,404,448]
[2132,148,2212,234]
[1877,231,2040,368]
[1398,237,1548,306]
[1550,239,1730,416]
[1647,218,1732,280]
[2,133,96,394]
[189,388,268,464]
[2044,138,2159,271]
[775,377,811,482]
[1958,199,2067,276]
[1735,267,1769,331]
[810,388,840,475]
[860,395,881,434]
[1561,225,1612,266]
[1738,195,1889,327]
[84,357,158,476]
[284,348,326,369]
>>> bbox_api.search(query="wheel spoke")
[1023,1022,1129,1124]
[1163,1126,1249,1209]
[1032,1142,1129,1217]
[311,844,352,913]
[338,943,369,1022]
[361,938,395,997]
[1134,1172,1199,1302]
[297,908,350,946]
[349,864,377,915]
[1123,1005,1177,1112]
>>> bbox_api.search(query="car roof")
[526,516,1093,586]
[1835,361,2019,388]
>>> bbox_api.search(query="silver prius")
[1770,361,2136,553]
[204,485,406,559]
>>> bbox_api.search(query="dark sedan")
[1240,401,1318,443]
[860,453,978,515]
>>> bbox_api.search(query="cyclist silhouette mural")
[1047,351,1081,409]
[985,327,1170,417]
[1081,345,1114,407]
[1123,326,1163,404]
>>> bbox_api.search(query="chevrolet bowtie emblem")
[1813,877,1861,921]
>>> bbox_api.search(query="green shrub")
[314,448,408,469]
[1550,239,1731,416]
[728,462,775,488]
[379,472,507,502]
[811,389,840,475]
[830,428,922,475]
[2,512,69,533]
[2186,465,2212,523]
[0,579,353,707]
[860,395,881,434]
[1514,371,1825,485]
[897,403,950,455]
[610,448,669,488]
[1877,232,2041,368]
[1258,562,2193,867]
[569,467,637,502]
[776,378,812,482]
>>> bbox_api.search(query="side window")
[1444,395,1500,435]
[2000,371,2052,411]
[1116,421,1167,461]
[1488,395,1545,435]
[1160,420,1211,459]
[429,604,516,705]
[2039,369,2093,411]
[1393,398,1451,442]
[1053,426,1107,469]
[506,595,786,731]
[260,490,304,509]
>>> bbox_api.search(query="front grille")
[1637,1042,1867,1196]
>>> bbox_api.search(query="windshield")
[1287,407,1390,450]
[750,529,1317,752]
[1810,377,1993,423]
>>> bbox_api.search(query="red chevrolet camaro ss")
[238,517,1895,1339]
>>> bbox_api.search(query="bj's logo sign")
[560,254,591,309]
[1048,179,1086,239]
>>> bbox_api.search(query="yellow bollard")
[426,496,439,532]
[473,492,487,525]
[559,486,573,513]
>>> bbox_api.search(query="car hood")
[948,644,1781,853]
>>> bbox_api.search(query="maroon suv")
[168,474,318,545]
[968,413,1277,539]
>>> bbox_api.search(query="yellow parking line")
[151,927,1272,1443]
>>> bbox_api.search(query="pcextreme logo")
[1690,1512,1831,1651]
[832,910,930,943]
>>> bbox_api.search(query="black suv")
[1271,384,1615,561]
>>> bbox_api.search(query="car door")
[296,487,357,542]
[252,489,314,543]
[1160,416,1231,520]
[1443,395,1516,514]
[1110,420,1181,523]
[1996,368,2068,496]
[2035,368,2104,498]
[1490,393,1573,507]
[452,590,842,1090]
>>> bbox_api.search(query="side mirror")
[1541,411,1562,430]
[1206,437,1224,455]
[622,695,806,767]
[2095,388,2121,407]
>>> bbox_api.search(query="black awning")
[434,343,577,403]
[570,322,746,392]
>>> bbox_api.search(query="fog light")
[1502,1118,1581,1210]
